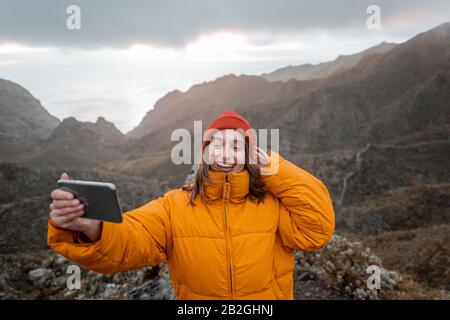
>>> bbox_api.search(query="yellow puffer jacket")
[47,151,335,299]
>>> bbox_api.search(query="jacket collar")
[204,168,250,202]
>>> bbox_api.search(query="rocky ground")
[1,235,447,300]
[355,224,450,291]
[1,163,449,300]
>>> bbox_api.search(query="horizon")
[1,1,449,133]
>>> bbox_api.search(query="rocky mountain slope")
[0,79,60,158]
[262,42,397,82]
[23,117,130,168]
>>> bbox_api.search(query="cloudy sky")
[1,0,449,133]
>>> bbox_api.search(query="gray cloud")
[1,0,449,48]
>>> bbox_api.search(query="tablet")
[56,179,123,223]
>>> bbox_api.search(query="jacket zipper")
[223,173,234,299]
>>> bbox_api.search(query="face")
[206,129,246,173]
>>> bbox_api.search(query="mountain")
[122,74,321,182]
[2,23,449,187]
[262,42,397,82]
[20,116,130,168]
[116,23,450,183]
[128,74,280,140]
[0,79,60,158]
[265,22,450,155]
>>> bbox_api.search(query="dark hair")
[182,137,266,206]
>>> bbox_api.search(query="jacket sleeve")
[47,194,172,274]
[261,151,335,251]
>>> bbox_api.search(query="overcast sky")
[1,0,449,133]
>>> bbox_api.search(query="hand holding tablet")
[49,173,123,242]
[56,179,123,223]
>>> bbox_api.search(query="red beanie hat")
[202,110,255,153]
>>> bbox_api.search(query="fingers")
[60,172,70,180]
[250,147,269,166]
[257,148,270,165]
[50,172,73,202]
[258,147,269,157]
[49,172,86,230]
[248,146,259,164]
[50,204,84,217]
[50,188,74,200]
[50,199,80,210]
[51,211,85,227]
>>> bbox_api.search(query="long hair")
[182,137,266,206]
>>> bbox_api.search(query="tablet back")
[57,180,123,223]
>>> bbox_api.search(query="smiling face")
[184,128,267,205]
[206,129,246,173]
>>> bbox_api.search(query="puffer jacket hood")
[48,151,335,299]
